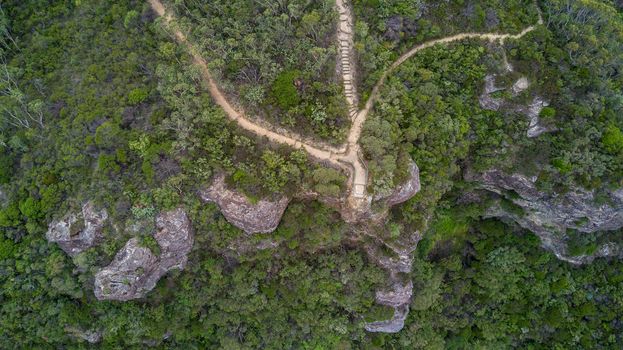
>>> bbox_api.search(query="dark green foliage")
[1,0,623,348]
[271,69,302,109]
[384,215,623,349]
[353,0,540,93]
[0,150,13,183]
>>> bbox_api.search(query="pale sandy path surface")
[148,0,541,202]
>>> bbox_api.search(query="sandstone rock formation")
[512,76,529,94]
[522,96,554,138]
[479,74,505,111]
[199,174,290,234]
[468,169,623,264]
[65,327,102,344]
[479,74,555,138]
[365,281,413,333]
[362,230,421,333]
[383,161,421,207]
[46,201,108,256]
[94,208,193,301]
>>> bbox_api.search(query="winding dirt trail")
[148,0,541,205]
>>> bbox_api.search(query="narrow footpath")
[148,0,542,206]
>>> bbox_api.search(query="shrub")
[128,87,149,105]
[602,124,623,154]
[271,70,301,109]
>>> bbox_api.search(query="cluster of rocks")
[479,74,555,138]
[467,169,623,264]
[375,161,421,207]
[46,201,108,256]
[94,208,193,301]
[198,161,422,333]
[200,161,421,237]
[46,204,194,301]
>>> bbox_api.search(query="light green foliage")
[602,124,623,154]
[127,87,148,105]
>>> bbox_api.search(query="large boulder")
[46,201,108,256]
[199,174,290,234]
[94,238,158,301]
[94,208,193,301]
[384,161,421,207]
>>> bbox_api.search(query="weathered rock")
[385,161,421,206]
[512,77,529,95]
[479,75,505,111]
[65,327,102,344]
[470,169,623,264]
[365,243,413,274]
[94,208,193,301]
[362,230,422,333]
[365,281,413,333]
[94,238,158,301]
[46,201,108,256]
[376,281,413,308]
[365,305,410,333]
[523,96,553,138]
[199,174,290,233]
[155,208,193,270]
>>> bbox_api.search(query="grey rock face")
[365,281,413,333]
[522,97,554,138]
[383,161,421,207]
[199,174,290,234]
[363,230,421,333]
[155,208,194,270]
[472,169,623,264]
[512,77,529,95]
[479,74,555,138]
[65,327,102,344]
[94,208,193,301]
[46,201,108,256]
[479,75,505,111]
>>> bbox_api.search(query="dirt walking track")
[148,0,541,204]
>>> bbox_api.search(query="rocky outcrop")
[363,229,422,333]
[65,327,102,344]
[479,74,505,111]
[94,208,193,301]
[384,161,421,206]
[522,97,555,138]
[512,77,529,95]
[199,174,290,234]
[365,281,413,333]
[469,169,623,264]
[479,74,555,138]
[46,202,108,256]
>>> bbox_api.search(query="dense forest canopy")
[0,0,622,348]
